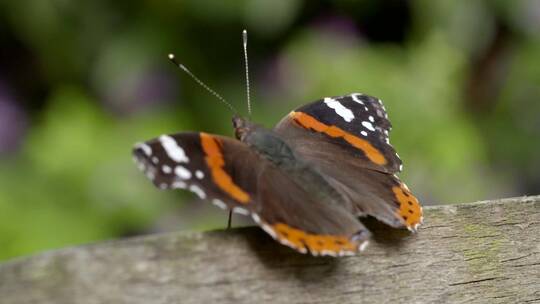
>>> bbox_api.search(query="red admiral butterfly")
[133,31,423,256]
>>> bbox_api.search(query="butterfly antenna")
[168,53,237,114]
[242,29,252,119]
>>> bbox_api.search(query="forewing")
[274,93,402,174]
[133,132,257,213]
[133,132,370,256]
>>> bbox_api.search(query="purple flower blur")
[0,81,28,154]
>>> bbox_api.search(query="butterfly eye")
[232,116,243,129]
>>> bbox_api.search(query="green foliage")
[0,87,189,259]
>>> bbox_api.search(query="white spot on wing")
[321,250,337,257]
[261,223,277,239]
[162,165,172,174]
[195,170,204,179]
[135,142,152,156]
[212,199,227,209]
[251,213,261,224]
[296,246,308,254]
[159,135,189,163]
[368,115,374,122]
[171,181,187,189]
[232,207,249,215]
[174,165,192,180]
[360,131,368,136]
[276,235,306,253]
[338,250,355,257]
[402,182,410,191]
[152,157,159,164]
[189,185,206,199]
[361,121,375,131]
[351,93,364,104]
[324,97,354,122]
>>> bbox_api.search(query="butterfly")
[133,92,423,256]
[132,31,423,257]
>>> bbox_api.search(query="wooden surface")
[1,196,539,304]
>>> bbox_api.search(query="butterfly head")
[232,115,254,141]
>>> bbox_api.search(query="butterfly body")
[234,116,296,166]
[133,93,423,256]
[234,115,343,208]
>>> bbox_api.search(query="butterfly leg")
[227,210,233,230]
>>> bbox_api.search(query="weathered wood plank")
[0,196,539,304]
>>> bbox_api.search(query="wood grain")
[1,196,539,304]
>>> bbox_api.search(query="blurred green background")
[0,0,539,261]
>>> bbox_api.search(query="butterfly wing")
[275,93,402,173]
[274,93,423,230]
[133,132,370,256]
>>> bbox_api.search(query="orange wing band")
[290,111,387,165]
[200,133,250,204]
[392,184,422,229]
[272,223,359,255]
